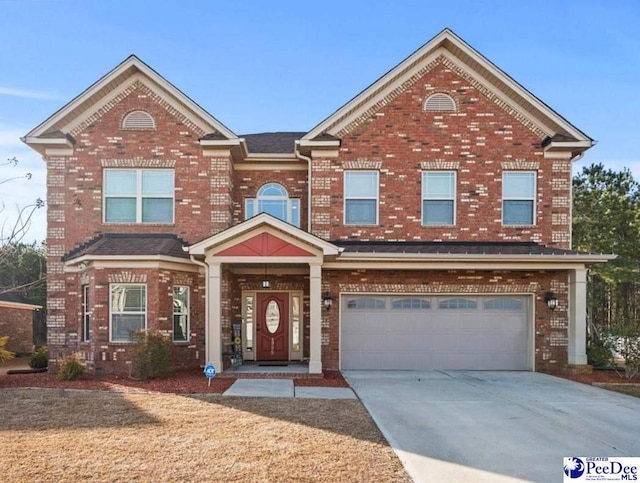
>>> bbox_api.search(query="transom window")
[503,172,536,226]
[392,298,431,310]
[104,169,174,223]
[110,284,146,342]
[438,298,477,309]
[173,286,189,342]
[484,298,524,311]
[344,171,379,225]
[422,171,455,225]
[245,183,300,227]
[346,298,386,310]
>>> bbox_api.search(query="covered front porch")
[188,214,340,374]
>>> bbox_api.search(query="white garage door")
[341,295,530,371]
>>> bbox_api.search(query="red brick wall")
[322,268,569,372]
[0,306,34,355]
[62,266,205,374]
[311,60,572,247]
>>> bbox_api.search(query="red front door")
[256,292,289,361]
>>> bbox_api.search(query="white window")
[110,284,146,342]
[82,285,90,342]
[245,183,300,227]
[503,172,536,225]
[104,169,174,223]
[173,286,189,342]
[344,171,379,225]
[422,171,455,225]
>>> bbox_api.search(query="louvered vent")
[424,93,456,112]
[122,110,156,129]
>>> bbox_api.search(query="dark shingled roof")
[334,241,585,256]
[541,133,579,146]
[64,233,190,261]
[241,132,306,153]
[311,133,340,142]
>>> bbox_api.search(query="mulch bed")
[0,368,349,394]
[549,367,640,386]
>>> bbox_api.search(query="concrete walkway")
[223,378,356,399]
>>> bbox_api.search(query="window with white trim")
[82,285,90,342]
[110,284,146,342]
[104,169,174,223]
[245,183,300,226]
[344,171,379,225]
[503,172,536,225]
[422,171,455,225]
[173,286,189,342]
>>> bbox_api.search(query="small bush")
[0,336,15,363]
[609,323,640,379]
[129,330,172,380]
[587,338,613,368]
[30,346,48,369]
[58,355,85,381]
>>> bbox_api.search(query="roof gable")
[23,55,237,145]
[303,29,592,151]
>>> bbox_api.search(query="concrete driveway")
[344,371,640,483]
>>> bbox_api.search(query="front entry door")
[256,292,289,361]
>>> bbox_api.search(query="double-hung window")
[502,172,536,225]
[344,171,379,225]
[104,169,174,223]
[173,286,189,342]
[245,183,300,226]
[422,171,455,225]
[110,284,146,342]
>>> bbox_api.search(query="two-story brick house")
[24,29,611,375]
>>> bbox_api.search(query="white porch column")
[207,260,224,373]
[309,262,323,374]
[568,268,588,365]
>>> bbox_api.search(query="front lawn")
[0,389,409,482]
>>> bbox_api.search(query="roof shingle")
[64,233,190,261]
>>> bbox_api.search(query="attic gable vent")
[424,93,456,112]
[122,110,156,130]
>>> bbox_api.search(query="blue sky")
[1,0,638,243]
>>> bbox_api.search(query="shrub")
[128,330,172,380]
[587,337,614,368]
[58,355,85,381]
[0,336,15,363]
[609,323,640,379]
[30,346,48,369]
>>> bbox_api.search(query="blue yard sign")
[203,363,216,386]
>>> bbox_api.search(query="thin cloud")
[0,86,59,100]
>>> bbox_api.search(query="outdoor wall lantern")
[544,291,558,311]
[322,291,334,311]
[261,264,270,289]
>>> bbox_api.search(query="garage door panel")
[341,295,530,371]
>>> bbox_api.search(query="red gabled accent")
[216,232,315,257]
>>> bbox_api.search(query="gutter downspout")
[294,141,313,233]
[190,254,208,367]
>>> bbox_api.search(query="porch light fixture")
[544,291,558,311]
[322,291,334,311]
[261,264,270,289]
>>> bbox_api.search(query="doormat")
[258,363,289,367]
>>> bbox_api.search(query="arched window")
[424,93,456,112]
[122,110,155,129]
[245,183,300,226]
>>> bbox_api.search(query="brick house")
[23,29,611,375]
[0,293,40,355]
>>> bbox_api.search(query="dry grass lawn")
[0,388,409,482]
